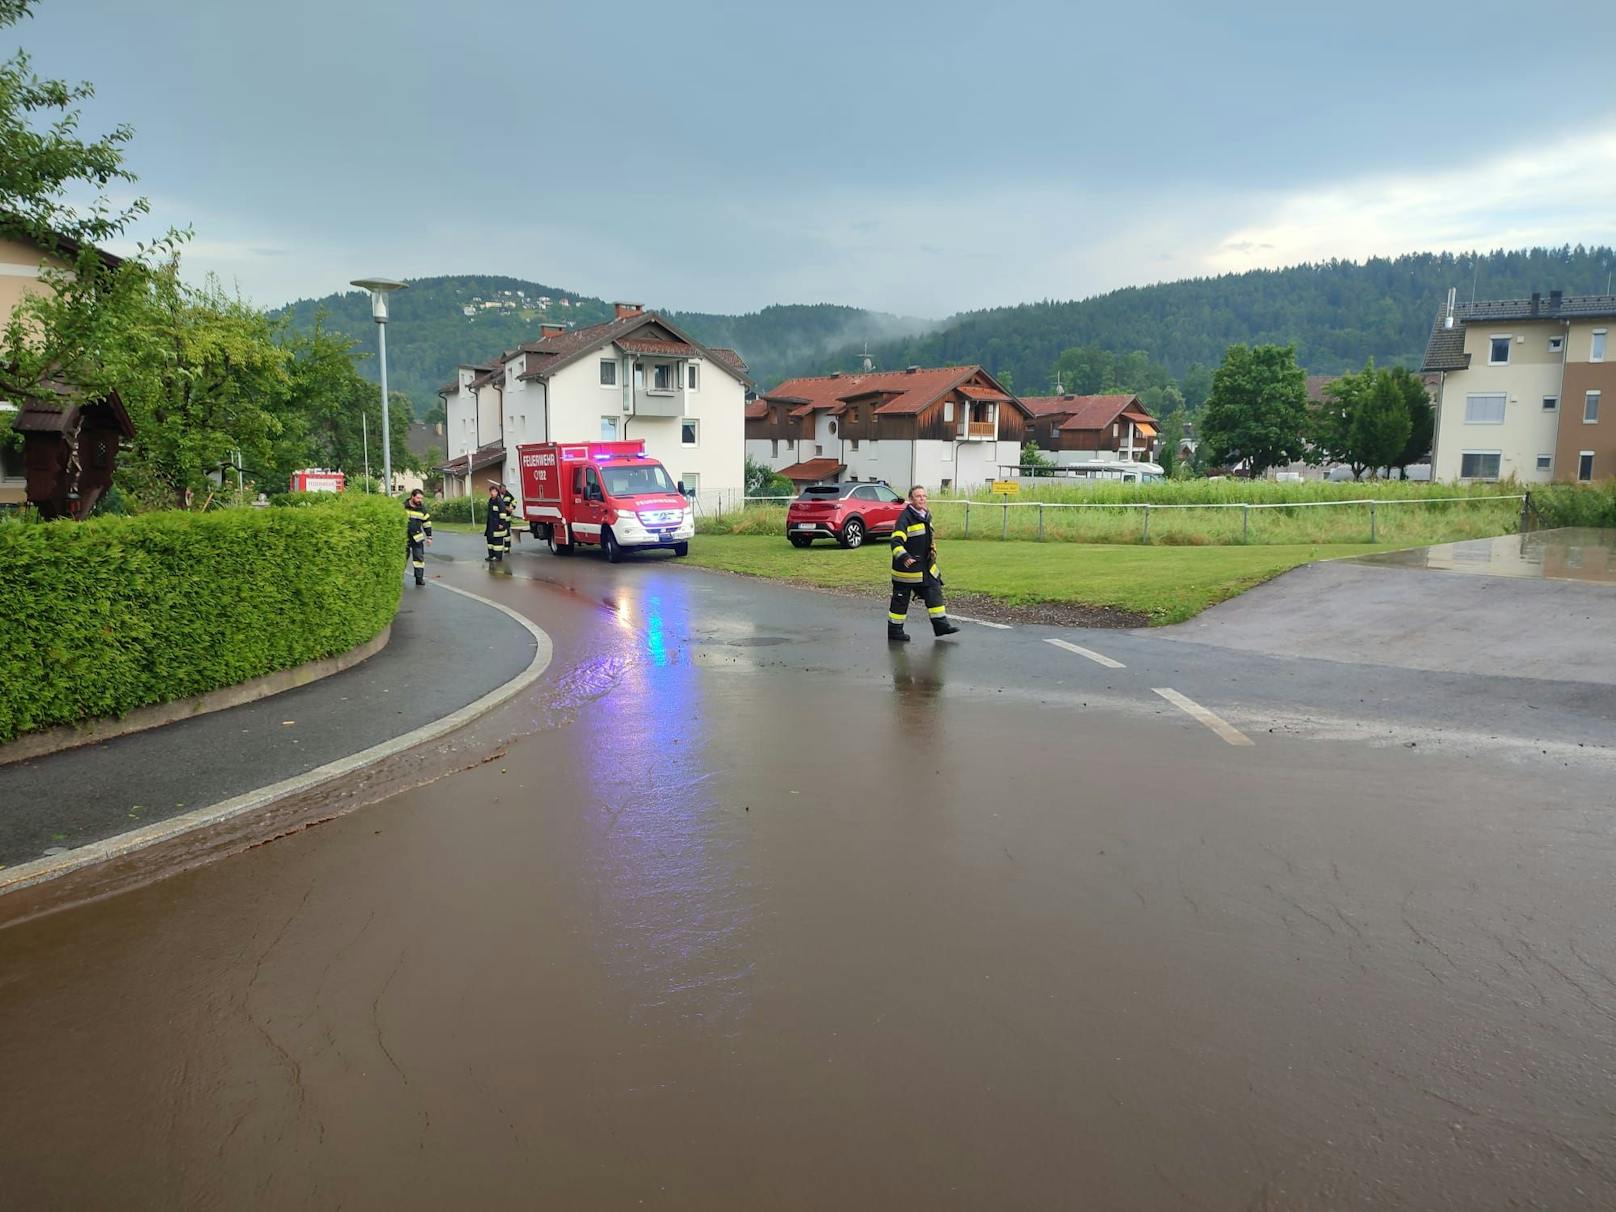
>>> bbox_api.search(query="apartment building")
[745,365,1028,491]
[1423,290,1616,483]
[437,304,751,511]
[1018,394,1159,466]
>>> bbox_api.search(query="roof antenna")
[1469,258,1479,305]
[1053,373,1064,394]
[859,342,873,373]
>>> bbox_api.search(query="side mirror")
[677,481,687,496]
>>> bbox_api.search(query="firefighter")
[888,484,960,642]
[404,488,432,586]
[500,483,518,555]
[484,481,508,562]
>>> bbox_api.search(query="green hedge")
[0,494,403,743]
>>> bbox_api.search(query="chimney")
[539,322,565,338]
[830,370,842,378]
[1549,289,1563,310]
[1444,286,1457,329]
[1531,291,1541,316]
[613,301,643,319]
[905,365,919,374]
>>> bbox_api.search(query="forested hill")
[271,276,927,416]
[834,247,1616,393]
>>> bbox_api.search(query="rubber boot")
[887,625,911,643]
[932,618,961,637]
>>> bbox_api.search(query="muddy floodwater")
[2,541,1613,1209]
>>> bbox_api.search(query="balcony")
[959,421,996,440]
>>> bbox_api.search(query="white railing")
[735,493,1527,543]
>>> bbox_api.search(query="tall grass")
[701,488,1525,547]
[945,479,1520,505]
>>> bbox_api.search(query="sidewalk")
[0,581,541,872]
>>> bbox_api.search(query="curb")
[0,582,553,899]
[0,625,394,768]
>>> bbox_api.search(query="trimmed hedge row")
[0,494,403,743]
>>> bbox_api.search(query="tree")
[1200,344,1309,479]
[1390,367,1434,477]
[1347,373,1412,480]
[1020,439,1057,476]
[745,454,792,498]
[1157,412,1185,477]
[1179,363,1214,412]
[0,0,148,249]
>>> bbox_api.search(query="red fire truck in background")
[516,440,694,562]
[289,469,345,493]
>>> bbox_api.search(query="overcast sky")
[26,0,1616,316]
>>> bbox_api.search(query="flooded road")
[3,536,1614,1209]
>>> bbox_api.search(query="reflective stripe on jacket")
[890,504,934,584]
[406,504,432,541]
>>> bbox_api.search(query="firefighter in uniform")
[888,485,961,642]
[484,481,508,562]
[404,488,432,586]
[500,483,518,555]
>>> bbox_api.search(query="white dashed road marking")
[1044,637,1125,668]
[951,615,1012,630]
[1152,687,1254,746]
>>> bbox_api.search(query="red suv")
[786,482,905,548]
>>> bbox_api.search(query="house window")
[681,419,699,446]
[1578,452,1595,482]
[1543,396,1559,412]
[943,400,954,423]
[681,472,699,500]
[1549,335,1565,353]
[1488,336,1512,365]
[1592,330,1608,362]
[1459,451,1502,480]
[786,438,795,450]
[600,416,619,440]
[1464,393,1507,424]
[1585,391,1601,423]
[653,363,674,391]
[771,439,778,458]
[634,363,645,389]
[1536,454,1553,473]
[850,438,860,451]
[687,363,699,390]
[600,359,617,386]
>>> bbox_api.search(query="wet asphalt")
[0,583,535,867]
[0,530,1613,1209]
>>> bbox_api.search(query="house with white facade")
[1423,290,1616,483]
[437,304,751,512]
[745,365,1028,492]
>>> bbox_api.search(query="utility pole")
[351,278,407,494]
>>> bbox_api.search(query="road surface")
[1,531,1612,1210]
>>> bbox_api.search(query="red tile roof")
[708,347,748,375]
[617,338,699,357]
[777,458,844,482]
[744,400,768,419]
[436,442,506,475]
[762,365,1025,418]
[507,312,753,386]
[1020,394,1154,432]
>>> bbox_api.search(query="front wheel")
[672,542,689,557]
[603,528,623,564]
[839,517,865,549]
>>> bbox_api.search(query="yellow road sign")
[990,480,1020,496]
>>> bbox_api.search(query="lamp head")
[350,277,406,322]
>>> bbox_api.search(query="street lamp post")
[351,277,407,494]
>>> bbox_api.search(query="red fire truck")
[515,440,694,562]
[289,469,345,493]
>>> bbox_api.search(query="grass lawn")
[684,535,1383,624]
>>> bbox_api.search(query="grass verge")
[683,535,1383,625]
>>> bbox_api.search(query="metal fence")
[736,493,1529,544]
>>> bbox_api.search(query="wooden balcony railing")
[962,421,996,439]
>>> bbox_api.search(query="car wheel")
[789,535,812,548]
[673,542,689,557]
[839,517,865,549]
[603,528,623,563]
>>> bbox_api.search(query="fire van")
[515,440,694,562]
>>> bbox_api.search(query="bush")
[430,495,478,524]
[0,494,402,743]
[1530,482,1616,528]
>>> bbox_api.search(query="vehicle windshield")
[601,463,677,497]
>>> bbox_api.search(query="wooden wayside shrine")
[13,385,134,520]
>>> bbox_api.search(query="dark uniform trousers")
[405,504,432,585]
[888,504,951,636]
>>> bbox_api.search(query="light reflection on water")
[581,573,752,1026]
